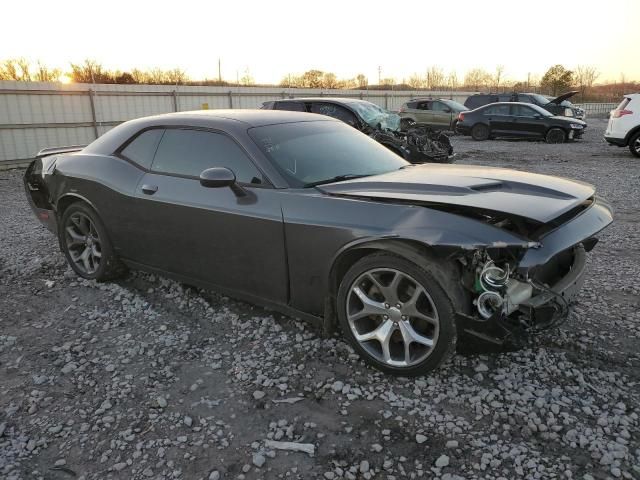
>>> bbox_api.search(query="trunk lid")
[547,91,579,105]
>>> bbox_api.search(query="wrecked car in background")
[261,97,454,163]
[24,110,612,375]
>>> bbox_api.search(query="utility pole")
[378,66,382,85]
[218,58,222,83]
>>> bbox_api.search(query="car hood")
[549,115,586,126]
[547,91,579,105]
[317,164,595,224]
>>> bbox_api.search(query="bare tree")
[464,68,492,90]
[34,61,61,82]
[70,59,114,83]
[446,71,458,91]
[323,72,338,89]
[356,74,368,89]
[407,73,424,89]
[166,68,189,85]
[426,66,445,90]
[0,58,32,81]
[574,65,599,101]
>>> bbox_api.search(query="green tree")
[540,65,573,95]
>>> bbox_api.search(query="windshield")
[349,102,401,131]
[248,120,408,188]
[530,94,551,106]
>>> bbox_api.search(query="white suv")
[605,94,640,157]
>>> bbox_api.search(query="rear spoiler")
[36,145,86,159]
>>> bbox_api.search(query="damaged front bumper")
[458,196,613,345]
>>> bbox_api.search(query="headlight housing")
[570,123,584,129]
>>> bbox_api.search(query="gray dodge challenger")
[24,110,613,375]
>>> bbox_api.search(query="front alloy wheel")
[337,253,457,375]
[346,268,439,367]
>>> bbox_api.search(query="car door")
[130,127,288,303]
[482,104,512,136]
[430,100,452,129]
[510,104,547,138]
[414,101,433,124]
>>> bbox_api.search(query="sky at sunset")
[3,0,639,85]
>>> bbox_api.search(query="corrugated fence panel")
[0,127,96,161]
[95,93,175,122]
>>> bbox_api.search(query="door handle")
[141,184,158,195]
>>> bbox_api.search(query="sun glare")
[58,74,72,84]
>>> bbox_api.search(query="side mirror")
[533,114,542,119]
[199,167,236,188]
[443,108,452,113]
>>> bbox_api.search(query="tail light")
[458,112,465,121]
[612,109,633,118]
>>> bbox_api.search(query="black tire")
[629,132,640,158]
[336,252,458,376]
[471,123,490,141]
[59,202,126,281]
[545,128,566,144]
[450,120,459,134]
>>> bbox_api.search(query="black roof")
[144,109,333,128]
[274,97,377,106]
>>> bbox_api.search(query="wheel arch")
[56,193,99,218]
[324,237,472,335]
[624,125,640,145]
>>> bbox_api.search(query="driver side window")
[310,103,358,127]
[151,129,264,185]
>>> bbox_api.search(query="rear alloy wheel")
[471,123,490,141]
[60,202,126,281]
[545,128,567,144]
[450,120,459,134]
[629,132,640,158]
[337,254,457,376]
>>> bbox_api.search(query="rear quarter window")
[119,129,164,169]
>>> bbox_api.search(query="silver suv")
[398,98,468,131]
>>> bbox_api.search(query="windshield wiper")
[304,174,370,188]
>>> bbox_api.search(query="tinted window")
[517,95,531,103]
[484,105,511,115]
[151,129,263,184]
[431,101,450,112]
[417,101,431,110]
[120,129,164,169]
[512,105,537,116]
[248,121,407,188]
[311,103,358,126]
[274,101,306,112]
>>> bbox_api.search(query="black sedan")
[457,102,587,143]
[24,110,612,375]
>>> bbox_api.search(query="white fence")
[0,81,617,167]
[0,81,472,167]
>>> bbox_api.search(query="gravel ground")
[1,119,639,480]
